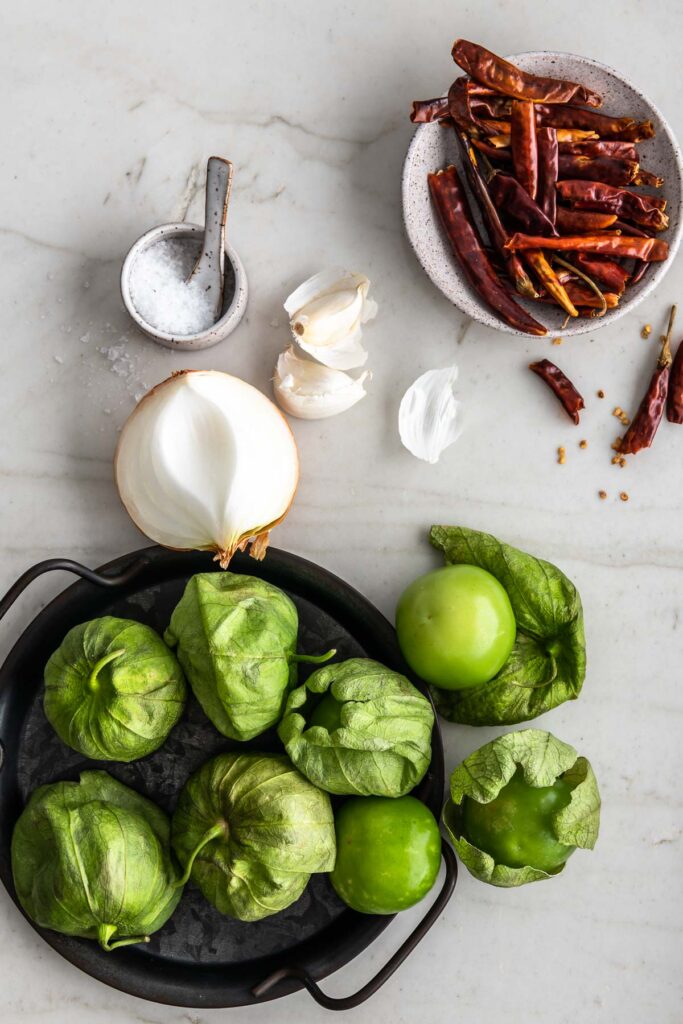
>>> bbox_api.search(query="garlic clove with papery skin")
[398,366,462,464]
[273,346,370,420]
[114,370,299,567]
[284,269,377,370]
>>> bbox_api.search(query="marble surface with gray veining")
[1,2,682,1022]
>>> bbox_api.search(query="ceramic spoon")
[187,156,233,321]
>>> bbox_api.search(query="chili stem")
[659,304,677,367]
[552,256,608,318]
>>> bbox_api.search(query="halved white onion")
[115,370,299,567]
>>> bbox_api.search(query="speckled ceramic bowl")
[402,51,683,337]
[121,223,248,351]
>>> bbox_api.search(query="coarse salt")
[129,238,224,336]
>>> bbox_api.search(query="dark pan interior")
[0,546,444,1008]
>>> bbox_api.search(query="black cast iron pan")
[0,545,456,1010]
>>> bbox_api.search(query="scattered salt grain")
[100,343,134,380]
[270,318,280,328]
[53,355,64,364]
[80,332,91,344]
[129,237,224,336]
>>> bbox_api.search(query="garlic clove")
[398,366,462,464]
[115,370,299,567]
[284,269,377,369]
[273,346,370,420]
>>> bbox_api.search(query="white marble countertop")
[1,3,682,1022]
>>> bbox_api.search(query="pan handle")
[252,839,457,1011]
[0,556,151,623]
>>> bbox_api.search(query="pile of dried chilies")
[412,40,670,335]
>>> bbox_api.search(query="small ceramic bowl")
[121,223,248,351]
[402,51,683,337]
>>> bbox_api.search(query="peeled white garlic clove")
[115,370,299,567]
[284,268,377,370]
[398,366,462,464]
[273,346,370,420]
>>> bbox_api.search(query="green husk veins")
[44,616,186,762]
[11,771,184,951]
[429,526,586,725]
[277,658,434,797]
[171,752,336,921]
[164,572,335,742]
[443,729,601,887]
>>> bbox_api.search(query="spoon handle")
[187,156,233,316]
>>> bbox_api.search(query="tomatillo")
[395,564,515,689]
[462,768,575,873]
[330,796,441,914]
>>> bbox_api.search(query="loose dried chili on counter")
[555,208,618,232]
[536,127,558,224]
[558,155,639,186]
[666,336,683,424]
[620,306,677,453]
[428,166,547,335]
[451,39,602,107]
[505,232,669,261]
[529,359,585,424]
[511,99,538,199]
[557,180,669,231]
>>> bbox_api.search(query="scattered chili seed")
[611,437,622,451]
[613,406,623,417]
[597,389,605,398]
[641,324,652,339]
[552,337,563,345]
[598,490,607,500]
[557,446,566,464]
[579,439,588,449]
[620,491,629,502]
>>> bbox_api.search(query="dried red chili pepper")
[487,128,599,148]
[525,250,578,317]
[536,128,558,224]
[556,180,669,231]
[562,284,620,309]
[451,40,602,107]
[448,79,499,133]
[614,221,653,287]
[505,233,668,261]
[609,121,655,142]
[455,130,538,299]
[666,337,683,423]
[572,254,629,294]
[470,95,511,119]
[428,166,547,335]
[410,97,450,123]
[559,140,638,160]
[471,137,512,163]
[511,99,538,199]
[529,359,586,423]
[620,306,677,453]
[489,172,558,235]
[555,208,618,232]
[558,155,639,186]
[535,104,634,136]
[633,168,664,188]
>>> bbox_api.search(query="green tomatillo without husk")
[396,563,516,690]
[330,795,441,914]
[443,729,600,887]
